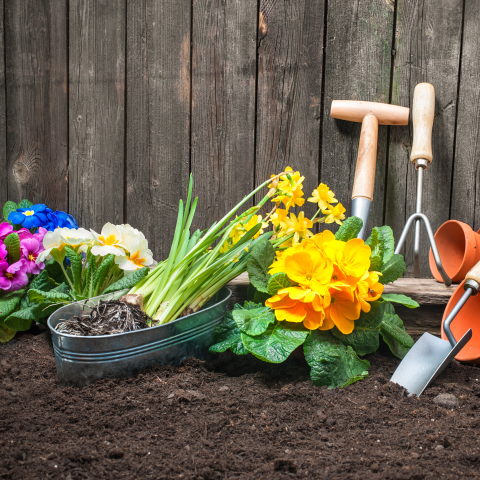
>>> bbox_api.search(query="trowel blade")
[390,329,472,397]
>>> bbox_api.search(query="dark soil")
[2,331,480,479]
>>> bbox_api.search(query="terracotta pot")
[441,280,480,364]
[429,220,480,283]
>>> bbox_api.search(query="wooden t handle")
[411,83,435,165]
[466,260,480,284]
[352,114,378,201]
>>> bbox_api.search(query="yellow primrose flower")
[285,211,314,244]
[322,203,346,225]
[308,183,338,210]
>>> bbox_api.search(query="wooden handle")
[411,83,435,165]
[466,260,480,284]
[331,100,409,125]
[352,114,378,201]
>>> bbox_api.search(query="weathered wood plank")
[255,0,325,219]
[69,0,125,231]
[321,0,394,233]
[5,0,68,208]
[126,0,190,260]
[190,0,257,231]
[0,0,6,206]
[386,0,463,276]
[450,0,480,229]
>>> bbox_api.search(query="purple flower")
[34,227,48,243]
[0,242,6,261]
[20,237,45,274]
[0,259,28,292]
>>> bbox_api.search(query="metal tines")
[393,83,451,286]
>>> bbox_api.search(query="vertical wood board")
[69,0,126,231]
[450,0,480,229]
[321,0,394,234]
[5,0,68,209]
[0,0,6,206]
[191,0,257,231]
[255,0,325,219]
[126,0,191,260]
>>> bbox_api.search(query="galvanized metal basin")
[47,287,232,387]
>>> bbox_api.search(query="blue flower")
[8,204,53,229]
[54,211,78,229]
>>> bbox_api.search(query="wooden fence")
[0,0,477,277]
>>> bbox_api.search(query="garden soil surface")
[2,330,480,479]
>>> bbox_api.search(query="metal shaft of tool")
[413,160,426,277]
[443,279,480,347]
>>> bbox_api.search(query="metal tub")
[47,287,232,387]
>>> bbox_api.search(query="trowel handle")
[465,260,480,284]
[411,83,435,165]
[352,113,378,201]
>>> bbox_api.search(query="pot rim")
[47,286,232,340]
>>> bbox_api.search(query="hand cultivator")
[392,83,451,286]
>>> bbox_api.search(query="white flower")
[58,227,94,252]
[115,233,153,271]
[90,223,126,257]
[37,230,65,263]
[116,224,142,248]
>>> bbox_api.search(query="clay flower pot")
[429,220,480,284]
[441,280,480,364]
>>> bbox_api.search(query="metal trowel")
[390,260,480,396]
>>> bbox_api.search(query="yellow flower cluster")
[220,166,345,253]
[265,231,384,334]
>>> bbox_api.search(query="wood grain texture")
[0,0,6,205]
[191,0,257,230]
[450,0,480,228]
[321,0,394,233]
[385,0,463,276]
[69,0,125,231]
[126,0,190,261]
[5,0,67,208]
[255,0,324,218]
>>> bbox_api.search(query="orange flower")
[284,249,333,295]
[265,287,327,330]
[356,271,384,312]
[324,286,361,334]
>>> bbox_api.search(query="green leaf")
[44,258,67,284]
[64,246,83,292]
[0,318,16,343]
[103,267,149,295]
[331,300,386,356]
[29,269,52,293]
[380,303,414,359]
[381,293,419,309]
[241,321,309,363]
[83,256,97,297]
[4,306,38,331]
[93,254,115,295]
[246,238,275,293]
[28,288,71,305]
[267,272,292,296]
[0,290,24,319]
[17,199,33,209]
[253,290,270,305]
[209,310,248,355]
[335,216,363,242]
[379,254,406,284]
[232,306,276,336]
[247,283,256,302]
[3,201,17,223]
[4,233,20,263]
[366,228,384,271]
[51,282,70,295]
[303,330,369,388]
